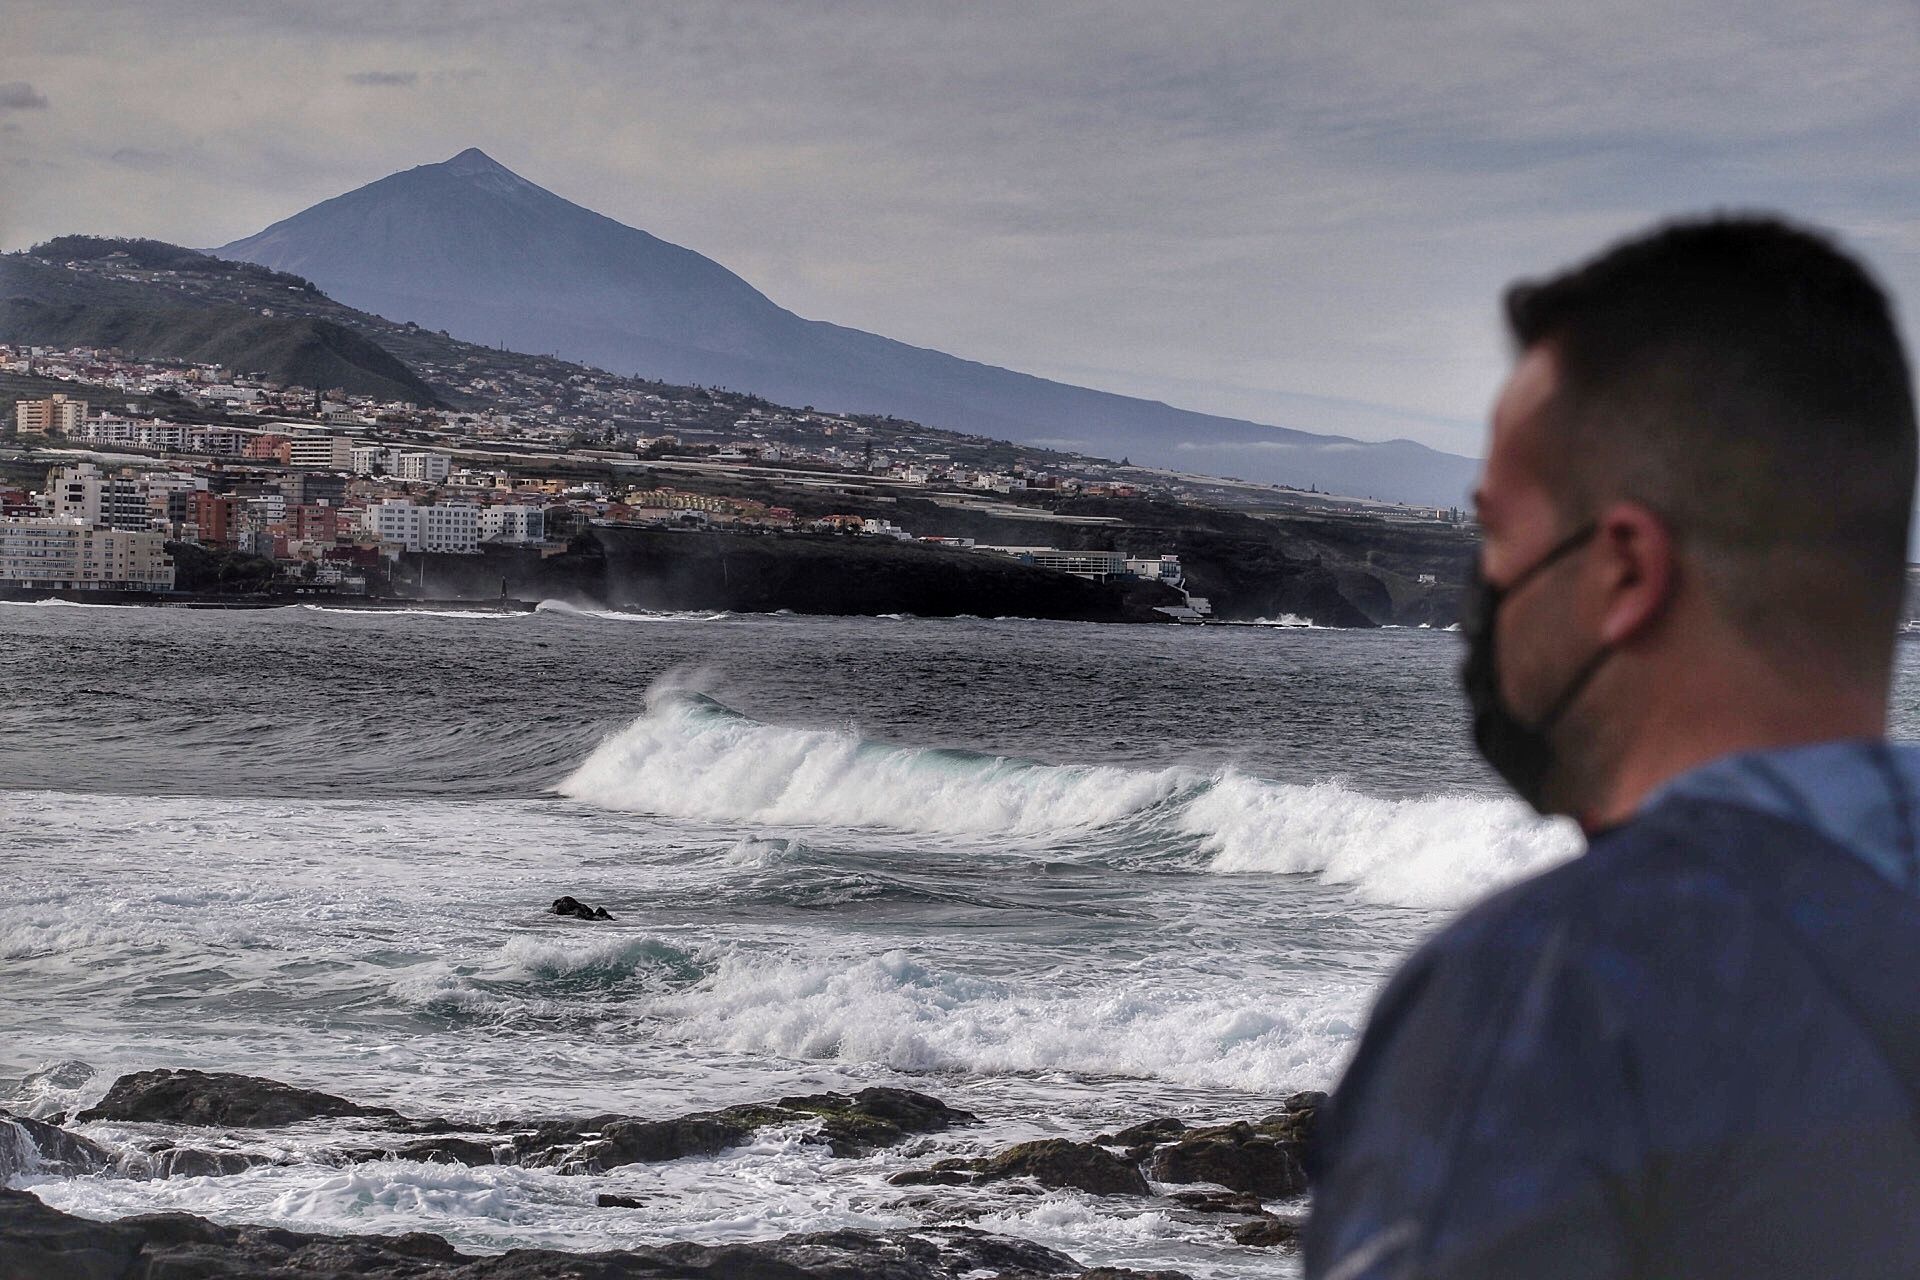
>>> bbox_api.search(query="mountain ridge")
[219,149,1478,506]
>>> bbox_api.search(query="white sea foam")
[559,693,1577,909]
[1180,774,1579,908]
[558,692,1189,837]
[535,599,732,622]
[652,947,1364,1094]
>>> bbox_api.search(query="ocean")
[9,602,1886,1276]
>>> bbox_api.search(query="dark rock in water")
[887,1163,981,1188]
[595,1192,648,1208]
[973,1139,1152,1197]
[1166,1189,1268,1216]
[61,1070,980,1180]
[1145,1122,1307,1199]
[143,1143,276,1178]
[515,1086,979,1171]
[1229,1215,1302,1247]
[549,895,613,920]
[777,1087,978,1156]
[1281,1090,1327,1114]
[75,1069,399,1128]
[0,1187,1181,1279]
[1096,1117,1189,1147]
[0,1110,113,1180]
[527,1114,753,1173]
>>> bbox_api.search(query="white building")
[478,505,545,543]
[364,500,479,553]
[286,429,357,470]
[350,445,388,476]
[1124,556,1184,586]
[0,516,175,589]
[392,451,451,483]
[47,463,151,532]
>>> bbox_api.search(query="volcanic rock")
[1166,1189,1268,1216]
[0,1187,1189,1279]
[75,1069,400,1128]
[549,895,613,920]
[1144,1122,1307,1199]
[777,1087,978,1156]
[1229,1216,1302,1247]
[142,1144,277,1178]
[595,1193,648,1208]
[0,1111,113,1180]
[973,1139,1152,1197]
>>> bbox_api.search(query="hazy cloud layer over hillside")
[3,0,1917,455]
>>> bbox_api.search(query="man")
[1306,217,1920,1279]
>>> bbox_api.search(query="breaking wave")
[558,689,1578,909]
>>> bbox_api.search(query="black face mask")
[1461,523,1611,812]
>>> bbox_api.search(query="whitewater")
[15,605,1868,1275]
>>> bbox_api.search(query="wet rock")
[75,1069,400,1128]
[1145,1122,1307,1199]
[973,1138,1152,1197]
[777,1087,979,1156]
[0,1189,142,1280]
[516,1087,978,1172]
[1166,1189,1267,1216]
[887,1163,980,1188]
[1095,1117,1188,1147]
[527,1114,753,1173]
[549,895,613,920]
[143,1143,277,1178]
[1094,1116,1190,1161]
[0,1188,1177,1279]
[595,1192,648,1208]
[0,1111,113,1180]
[1229,1215,1302,1247]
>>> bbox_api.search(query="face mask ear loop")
[1495,520,1598,599]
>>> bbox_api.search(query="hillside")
[219,149,1479,507]
[0,246,443,406]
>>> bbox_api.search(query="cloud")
[1,0,1916,455]
[0,82,49,111]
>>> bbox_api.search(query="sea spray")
[558,689,1577,909]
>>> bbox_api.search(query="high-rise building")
[478,505,545,543]
[47,463,151,532]
[14,394,87,436]
[364,500,478,553]
[392,451,451,483]
[0,516,174,589]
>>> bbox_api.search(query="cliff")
[398,527,1185,622]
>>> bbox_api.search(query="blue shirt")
[1305,740,1920,1279]
[1651,739,1920,893]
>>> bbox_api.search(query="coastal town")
[0,337,1462,609]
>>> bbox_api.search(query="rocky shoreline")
[1,1069,1322,1279]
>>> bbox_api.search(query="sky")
[3,0,1918,458]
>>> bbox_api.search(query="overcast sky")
[4,1,1917,456]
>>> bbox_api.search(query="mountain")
[0,246,443,406]
[219,149,1477,506]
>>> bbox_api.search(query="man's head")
[1472,215,1916,820]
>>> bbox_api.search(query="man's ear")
[1596,501,1675,646]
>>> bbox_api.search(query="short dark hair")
[1505,215,1917,667]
